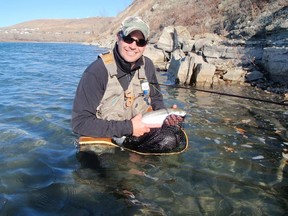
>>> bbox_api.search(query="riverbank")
[1,0,286,99]
[140,26,288,101]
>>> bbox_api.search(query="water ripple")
[0,42,287,215]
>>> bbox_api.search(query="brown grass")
[0,0,286,43]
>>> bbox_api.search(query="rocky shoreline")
[142,25,287,102]
[2,0,286,102]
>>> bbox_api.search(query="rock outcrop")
[144,20,287,93]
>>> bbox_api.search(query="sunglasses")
[120,34,147,47]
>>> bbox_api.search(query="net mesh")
[122,117,187,154]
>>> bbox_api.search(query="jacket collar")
[113,43,143,73]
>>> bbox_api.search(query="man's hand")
[164,104,184,126]
[164,114,184,126]
[131,113,150,137]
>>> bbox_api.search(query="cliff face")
[0,0,286,44]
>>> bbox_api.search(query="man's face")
[117,30,146,63]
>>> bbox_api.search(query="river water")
[0,42,287,215]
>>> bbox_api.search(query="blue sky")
[0,0,133,27]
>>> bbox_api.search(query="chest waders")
[96,52,152,121]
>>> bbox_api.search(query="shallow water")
[0,42,287,215]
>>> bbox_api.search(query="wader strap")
[138,57,146,79]
[100,52,117,76]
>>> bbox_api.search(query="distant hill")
[0,17,113,43]
[0,0,286,45]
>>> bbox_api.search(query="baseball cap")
[120,16,150,40]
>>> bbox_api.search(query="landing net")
[122,121,188,155]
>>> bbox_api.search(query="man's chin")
[123,56,139,63]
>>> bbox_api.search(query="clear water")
[0,42,287,215]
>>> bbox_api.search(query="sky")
[0,0,133,27]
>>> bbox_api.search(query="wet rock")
[166,49,186,82]
[176,55,194,85]
[245,70,264,82]
[191,62,216,86]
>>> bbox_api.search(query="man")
[72,16,168,138]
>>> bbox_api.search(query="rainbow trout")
[120,108,187,153]
[142,108,186,126]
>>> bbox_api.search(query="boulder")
[149,24,287,87]
[182,39,195,52]
[223,68,246,83]
[194,38,213,52]
[156,26,179,52]
[177,56,193,85]
[174,26,193,51]
[144,45,167,70]
[245,70,264,82]
[261,47,288,83]
[191,62,216,86]
[166,49,185,83]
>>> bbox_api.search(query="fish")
[112,108,186,146]
[142,108,186,127]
